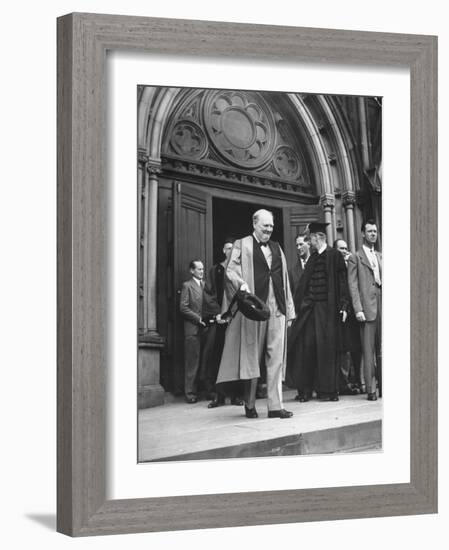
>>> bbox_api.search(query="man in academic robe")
[216,209,296,419]
[347,219,382,401]
[287,222,349,402]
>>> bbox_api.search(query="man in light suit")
[180,259,206,403]
[347,220,382,401]
[216,209,296,419]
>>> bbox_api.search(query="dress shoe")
[367,392,378,401]
[185,396,198,404]
[244,405,258,418]
[295,393,309,402]
[319,393,339,402]
[340,385,359,396]
[268,409,293,419]
[231,396,244,406]
[207,397,225,408]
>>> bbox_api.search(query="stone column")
[372,187,382,251]
[355,190,369,250]
[137,150,146,327]
[138,155,165,408]
[358,97,371,170]
[320,193,336,243]
[342,190,357,253]
[144,163,161,335]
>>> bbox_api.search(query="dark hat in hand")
[307,221,329,234]
[235,290,270,321]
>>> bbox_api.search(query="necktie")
[370,249,381,286]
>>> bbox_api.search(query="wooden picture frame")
[57,12,437,536]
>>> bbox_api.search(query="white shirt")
[193,276,203,287]
[317,243,327,255]
[253,232,272,268]
[363,244,381,285]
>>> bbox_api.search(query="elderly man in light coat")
[216,209,296,419]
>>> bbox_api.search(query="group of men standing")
[179,209,382,420]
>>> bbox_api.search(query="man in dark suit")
[179,259,206,403]
[216,209,296,419]
[334,239,362,395]
[201,238,243,408]
[287,222,349,402]
[288,233,311,297]
[347,220,382,401]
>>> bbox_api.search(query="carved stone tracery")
[161,89,315,195]
[204,90,275,169]
[273,146,302,179]
[169,121,207,159]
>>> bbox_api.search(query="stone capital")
[138,149,149,165]
[320,193,335,209]
[342,190,356,207]
[147,162,162,177]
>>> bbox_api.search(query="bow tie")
[259,241,268,247]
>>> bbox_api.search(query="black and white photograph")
[137,86,383,462]
[2,0,442,545]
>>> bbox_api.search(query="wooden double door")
[157,179,321,395]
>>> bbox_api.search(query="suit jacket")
[202,263,224,319]
[217,235,295,382]
[347,248,382,322]
[288,257,306,298]
[179,277,204,336]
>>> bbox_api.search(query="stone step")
[146,419,381,462]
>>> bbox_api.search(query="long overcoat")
[216,236,295,383]
[286,246,349,392]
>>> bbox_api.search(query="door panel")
[172,182,212,394]
[156,179,174,391]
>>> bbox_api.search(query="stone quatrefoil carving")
[273,145,302,179]
[170,121,207,159]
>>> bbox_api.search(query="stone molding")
[162,155,314,196]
